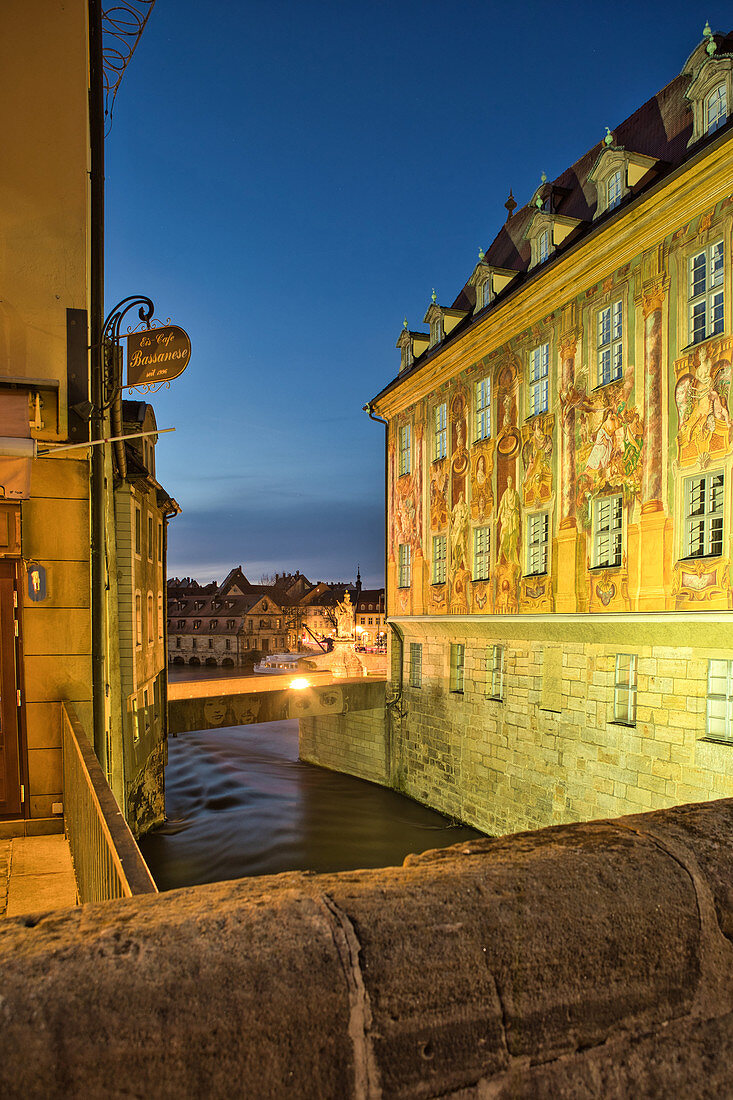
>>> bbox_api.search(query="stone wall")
[299,688,387,786]
[2,799,733,1097]
[391,617,733,836]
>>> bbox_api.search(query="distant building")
[355,590,386,647]
[368,28,733,835]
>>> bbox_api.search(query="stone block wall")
[299,693,387,786]
[391,617,733,836]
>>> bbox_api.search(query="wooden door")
[0,561,22,817]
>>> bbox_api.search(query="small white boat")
[254,653,314,674]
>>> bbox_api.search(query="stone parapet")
[1,799,733,1096]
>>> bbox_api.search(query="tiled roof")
[375,30,733,399]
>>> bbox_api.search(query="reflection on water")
[139,720,483,890]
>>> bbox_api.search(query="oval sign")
[126,325,191,387]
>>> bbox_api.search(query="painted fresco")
[521,414,553,507]
[674,341,732,467]
[574,366,643,527]
[470,442,495,522]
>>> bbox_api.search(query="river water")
[139,720,483,891]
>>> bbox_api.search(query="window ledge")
[609,720,637,729]
[590,564,623,573]
[699,736,733,748]
[682,330,726,353]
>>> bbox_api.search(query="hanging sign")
[126,325,191,387]
[28,563,47,602]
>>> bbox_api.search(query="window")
[175,636,181,648]
[538,229,550,263]
[473,526,490,580]
[193,619,201,629]
[597,301,623,385]
[147,515,154,561]
[147,594,153,643]
[526,512,548,575]
[210,620,218,629]
[158,593,163,640]
[398,424,411,476]
[135,593,142,646]
[178,619,185,629]
[685,472,724,558]
[398,543,411,588]
[613,654,637,725]
[689,241,724,345]
[192,637,197,649]
[360,616,365,625]
[227,619,235,629]
[143,688,151,733]
[449,643,465,693]
[706,83,727,134]
[132,698,140,744]
[489,645,504,700]
[475,377,491,441]
[368,617,373,625]
[409,643,422,687]
[432,534,447,584]
[248,619,253,631]
[208,638,214,649]
[529,343,549,416]
[430,317,442,345]
[134,507,141,555]
[593,495,623,568]
[226,639,231,651]
[158,521,163,564]
[707,659,733,741]
[479,279,492,309]
[606,169,623,211]
[434,403,447,460]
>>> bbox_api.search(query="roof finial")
[403,316,408,330]
[431,288,437,304]
[478,246,485,260]
[540,171,547,184]
[604,126,614,146]
[703,21,717,55]
[504,189,517,220]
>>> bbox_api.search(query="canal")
[139,720,483,890]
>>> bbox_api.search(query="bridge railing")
[61,702,158,903]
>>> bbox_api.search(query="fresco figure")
[498,476,521,564]
[450,492,470,569]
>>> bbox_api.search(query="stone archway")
[205,657,217,667]
[189,657,201,666]
[222,658,235,667]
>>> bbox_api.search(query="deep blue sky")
[105,2,729,586]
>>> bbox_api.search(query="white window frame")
[705,82,727,134]
[409,643,422,688]
[157,592,164,640]
[528,343,549,416]
[538,229,550,263]
[684,471,724,558]
[473,526,490,581]
[706,658,733,741]
[613,654,637,726]
[449,643,465,694]
[135,591,142,648]
[434,403,447,460]
[398,543,411,588]
[597,300,623,386]
[606,169,623,211]
[479,278,493,309]
[430,317,443,346]
[147,513,154,562]
[398,424,411,476]
[432,534,447,584]
[688,240,724,346]
[593,494,623,568]
[475,378,491,441]
[489,644,504,700]
[526,512,548,576]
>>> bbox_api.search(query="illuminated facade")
[369,29,733,834]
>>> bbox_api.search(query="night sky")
[104,2,729,587]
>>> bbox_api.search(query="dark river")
[139,720,483,890]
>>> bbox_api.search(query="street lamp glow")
[290,677,310,690]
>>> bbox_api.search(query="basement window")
[450,643,465,694]
[409,643,422,688]
[613,653,637,726]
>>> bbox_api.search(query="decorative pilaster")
[555,327,581,612]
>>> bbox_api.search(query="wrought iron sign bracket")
[101,295,155,409]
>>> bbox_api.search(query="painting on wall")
[521,414,554,507]
[674,342,732,467]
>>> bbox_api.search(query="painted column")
[555,330,580,612]
[641,281,666,512]
[638,278,672,610]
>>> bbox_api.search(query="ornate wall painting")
[471,580,492,614]
[430,459,449,530]
[587,563,631,613]
[519,574,553,613]
[470,440,496,522]
[449,561,472,616]
[521,414,554,507]
[450,390,469,505]
[574,368,643,528]
[672,557,732,609]
[495,475,521,614]
[674,341,732,467]
[429,582,447,613]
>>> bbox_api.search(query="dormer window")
[525,211,581,270]
[538,229,550,263]
[423,300,468,348]
[193,619,201,629]
[468,259,518,314]
[396,327,430,373]
[686,55,733,146]
[588,143,657,219]
[706,82,727,133]
[430,317,443,346]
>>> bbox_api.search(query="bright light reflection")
[290,677,310,690]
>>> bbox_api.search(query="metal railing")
[61,702,158,902]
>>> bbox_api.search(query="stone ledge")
[0,798,732,1097]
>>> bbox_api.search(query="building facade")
[355,589,386,647]
[369,29,733,836]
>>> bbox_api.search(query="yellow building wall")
[0,0,92,825]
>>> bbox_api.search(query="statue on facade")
[335,590,354,639]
